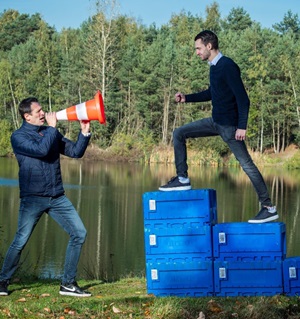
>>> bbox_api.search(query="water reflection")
[0,157,299,281]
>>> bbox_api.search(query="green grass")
[1,277,300,318]
[284,152,300,169]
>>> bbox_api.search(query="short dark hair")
[194,30,219,50]
[18,97,39,119]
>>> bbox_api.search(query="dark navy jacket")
[11,121,91,198]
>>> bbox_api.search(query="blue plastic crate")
[146,260,214,297]
[214,260,283,296]
[283,257,300,296]
[213,222,286,261]
[144,222,213,257]
[143,189,217,225]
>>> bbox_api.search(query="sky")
[0,0,299,31]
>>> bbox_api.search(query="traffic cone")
[56,91,106,124]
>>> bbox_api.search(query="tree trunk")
[276,120,280,153]
[272,120,276,153]
[162,70,173,145]
[281,117,285,152]
[47,58,52,112]
[8,74,19,129]
[289,70,300,128]
[260,114,264,153]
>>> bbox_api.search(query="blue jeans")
[0,195,87,284]
[173,117,272,206]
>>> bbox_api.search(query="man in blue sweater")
[0,97,92,297]
[159,30,278,224]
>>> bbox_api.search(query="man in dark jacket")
[0,97,92,297]
[159,30,278,224]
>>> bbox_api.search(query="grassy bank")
[1,277,300,319]
[83,143,300,169]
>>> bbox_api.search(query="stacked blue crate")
[213,222,286,296]
[142,189,292,297]
[283,257,300,296]
[143,189,217,296]
[143,189,217,223]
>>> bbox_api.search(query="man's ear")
[207,43,212,50]
[24,113,31,121]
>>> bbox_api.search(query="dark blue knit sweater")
[185,56,250,130]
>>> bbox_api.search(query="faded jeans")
[0,195,87,284]
[173,117,272,207]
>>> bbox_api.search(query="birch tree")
[83,0,119,100]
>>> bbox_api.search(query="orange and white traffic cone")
[56,91,106,124]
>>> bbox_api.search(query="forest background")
[0,0,300,168]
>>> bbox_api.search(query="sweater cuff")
[185,94,192,103]
[81,132,91,137]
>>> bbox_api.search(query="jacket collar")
[21,120,42,132]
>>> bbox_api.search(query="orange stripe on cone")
[65,105,78,121]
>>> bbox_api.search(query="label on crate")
[219,232,226,244]
[151,269,158,280]
[219,267,227,279]
[149,200,156,211]
[289,267,297,279]
[149,234,157,246]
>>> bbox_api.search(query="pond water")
[0,157,299,282]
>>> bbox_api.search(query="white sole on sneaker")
[248,214,279,223]
[59,291,91,297]
[0,292,8,296]
[158,186,192,191]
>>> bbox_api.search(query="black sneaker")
[248,206,279,223]
[59,282,91,297]
[0,280,9,296]
[159,176,192,191]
